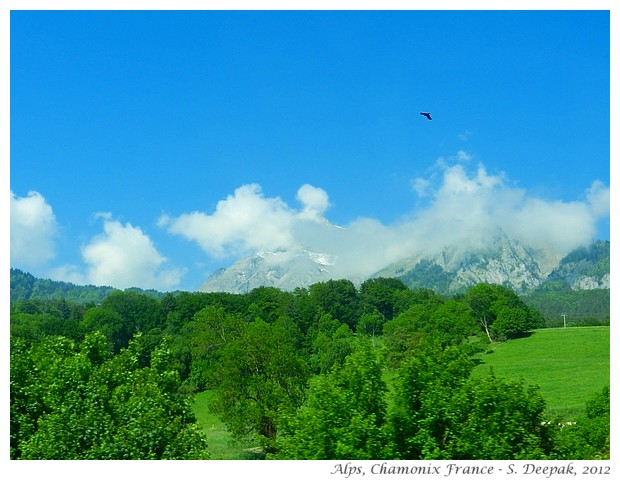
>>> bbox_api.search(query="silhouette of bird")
[420,112,432,120]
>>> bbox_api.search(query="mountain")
[542,240,610,290]
[198,235,610,296]
[198,250,338,293]
[373,234,561,294]
[10,268,167,303]
[520,240,610,326]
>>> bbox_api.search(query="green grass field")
[472,326,610,419]
[192,390,261,459]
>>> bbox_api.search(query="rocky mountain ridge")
[199,250,339,294]
[198,237,610,295]
[543,240,610,291]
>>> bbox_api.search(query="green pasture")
[192,390,261,460]
[472,326,610,419]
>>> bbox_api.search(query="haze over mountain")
[190,161,608,294]
[198,235,610,296]
[11,158,609,293]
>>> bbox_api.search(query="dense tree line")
[523,289,610,326]
[10,268,165,304]
[10,279,609,460]
[12,266,610,327]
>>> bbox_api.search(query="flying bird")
[420,112,432,120]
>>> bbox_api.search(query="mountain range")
[198,236,610,296]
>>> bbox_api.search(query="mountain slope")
[374,235,561,294]
[198,250,338,293]
[10,268,166,303]
[543,240,610,290]
[198,237,609,296]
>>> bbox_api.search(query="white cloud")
[409,163,607,258]
[162,158,610,281]
[502,197,596,254]
[57,217,186,290]
[10,190,58,268]
[297,184,330,220]
[162,183,299,257]
[586,180,610,217]
[48,264,89,286]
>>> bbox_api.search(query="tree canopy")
[10,277,608,460]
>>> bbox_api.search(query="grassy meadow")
[192,390,262,460]
[472,326,610,419]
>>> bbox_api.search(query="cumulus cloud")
[10,190,58,268]
[162,157,609,281]
[84,216,185,290]
[406,162,607,258]
[297,184,330,220]
[161,184,300,257]
[52,215,185,290]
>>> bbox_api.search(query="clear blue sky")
[9,9,610,292]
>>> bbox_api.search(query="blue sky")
[9,8,611,292]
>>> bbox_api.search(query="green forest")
[10,274,610,460]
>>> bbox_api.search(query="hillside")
[521,240,610,326]
[10,268,167,304]
[375,234,560,294]
[543,240,610,290]
[11,266,610,460]
[199,236,609,297]
[472,327,610,418]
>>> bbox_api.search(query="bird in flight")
[420,112,432,120]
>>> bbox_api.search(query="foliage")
[396,259,454,293]
[463,283,543,341]
[101,290,164,333]
[557,240,610,276]
[356,311,384,337]
[80,307,133,353]
[274,343,391,459]
[309,314,357,374]
[173,305,245,390]
[444,374,552,459]
[11,267,115,303]
[389,342,475,458]
[245,286,292,323]
[389,344,552,459]
[10,273,609,461]
[10,312,81,345]
[309,279,360,330]
[381,289,451,366]
[359,277,411,321]
[208,318,309,450]
[550,386,610,459]
[520,240,610,326]
[522,289,610,327]
[10,332,209,459]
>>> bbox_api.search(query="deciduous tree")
[209,318,309,450]
[275,344,391,459]
[11,332,209,459]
